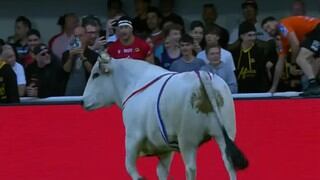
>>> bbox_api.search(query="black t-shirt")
[229,41,271,93]
[0,61,19,103]
[25,58,65,98]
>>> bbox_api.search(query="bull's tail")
[198,72,249,170]
[221,126,249,170]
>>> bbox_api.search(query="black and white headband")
[118,20,133,28]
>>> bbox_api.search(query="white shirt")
[12,62,26,85]
[196,48,236,71]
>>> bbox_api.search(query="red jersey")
[107,36,151,60]
[278,16,320,57]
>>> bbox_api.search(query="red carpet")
[1,98,320,179]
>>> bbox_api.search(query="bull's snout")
[82,96,95,111]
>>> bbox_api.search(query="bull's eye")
[92,72,100,80]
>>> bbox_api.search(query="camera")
[69,37,81,49]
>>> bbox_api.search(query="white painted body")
[83,57,238,180]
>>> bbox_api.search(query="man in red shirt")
[262,16,320,96]
[107,16,153,63]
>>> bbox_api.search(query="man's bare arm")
[269,56,286,92]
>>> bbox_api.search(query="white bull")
[82,52,248,180]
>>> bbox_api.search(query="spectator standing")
[133,0,151,37]
[49,13,79,60]
[160,0,184,28]
[229,21,272,93]
[201,45,238,93]
[107,16,152,62]
[1,44,26,96]
[169,34,205,72]
[81,15,107,51]
[107,0,125,19]
[291,0,306,16]
[0,45,19,103]
[147,7,164,51]
[196,26,235,72]
[20,29,42,67]
[62,26,99,96]
[9,16,32,62]
[25,44,65,98]
[202,3,229,49]
[189,20,205,54]
[229,0,271,44]
[154,23,182,69]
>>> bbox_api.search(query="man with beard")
[262,16,320,96]
[107,16,152,63]
[62,26,99,96]
[81,15,107,51]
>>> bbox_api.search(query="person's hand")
[91,36,107,51]
[26,86,38,97]
[70,48,84,57]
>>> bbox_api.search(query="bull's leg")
[125,136,143,180]
[179,142,197,180]
[215,136,236,180]
[157,152,173,180]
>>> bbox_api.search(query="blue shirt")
[169,57,205,73]
[201,63,238,93]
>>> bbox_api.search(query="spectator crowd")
[1,0,320,104]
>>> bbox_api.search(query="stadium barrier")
[1,92,319,179]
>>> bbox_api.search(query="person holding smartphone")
[62,26,99,96]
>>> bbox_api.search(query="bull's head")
[82,51,116,110]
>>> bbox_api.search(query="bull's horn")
[99,51,111,63]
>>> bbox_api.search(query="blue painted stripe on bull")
[156,73,177,145]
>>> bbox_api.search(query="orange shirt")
[278,16,320,57]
